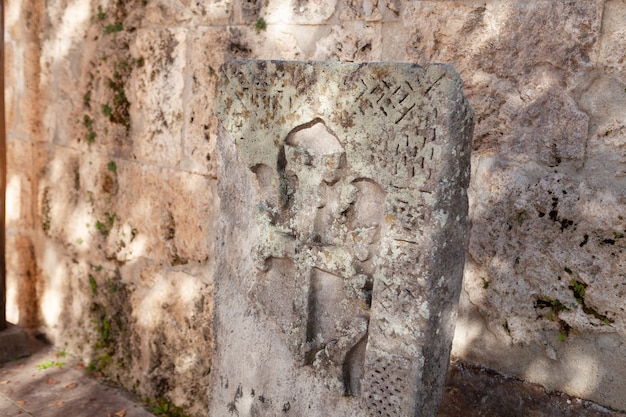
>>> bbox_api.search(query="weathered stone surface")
[576,74,626,185]
[7,0,626,415]
[6,2,43,141]
[211,60,473,417]
[401,1,600,164]
[142,0,196,25]
[131,28,187,167]
[265,0,338,25]
[313,22,382,61]
[339,0,384,21]
[598,0,626,79]
[111,161,215,265]
[465,161,626,341]
[35,148,214,268]
[453,156,626,410]
[183,28,227,177]
[128,268,214,416]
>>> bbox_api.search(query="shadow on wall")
[233,0,626,410]
[452,154,626,409]
[419,1,626,411]
[253,0,626,411]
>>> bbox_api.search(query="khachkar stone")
[211,60,474,417]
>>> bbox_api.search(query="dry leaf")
[53,401,65,407]
[64,382,78,389]
[0,380,9,384]
[114,409,127,417]
[16,400,25,406]
[46,378,59,385]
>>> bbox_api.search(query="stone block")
[130,28,188,167]
[141,0,195,25]
[380,21,411,62]
[129,268,214,415]
[4,41,18,138]
[598,0,626,79]
[577,74,626,183]
[312,22,382,61]
[111,161,216,265]
[184,0,234,25]
[339,0,384,22]
[4,2,45,141]
[141,0,234,25]
[184,28,231,177]
[218,25,310,62]
[36,147,82,242]
[211,60,473,417]
[264,0,338,25]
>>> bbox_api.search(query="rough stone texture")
[399,1,601,166]
[5,1,216,415]
[212,60,473,417]
[396,2,626,412]
[131,28,188,167]
[0,326,30,363]
[6,0,626,415]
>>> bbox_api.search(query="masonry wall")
[5,0,626,415]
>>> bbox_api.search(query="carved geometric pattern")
[362,356,416,417]
[354,78,419,126]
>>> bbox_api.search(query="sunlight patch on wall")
[6,275,19,324]
[525,351,601,398]
[41,0,91,82]
[6,175,22,224]
[40,242,68,327]
[5,0,23,28]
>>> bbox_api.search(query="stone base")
[0,325,31,363]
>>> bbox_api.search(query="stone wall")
[5,0,626,415]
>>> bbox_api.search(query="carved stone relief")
[249,119,384,395]
[212,60,474,417]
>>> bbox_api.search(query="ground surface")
[438,360,626,417]
[0,342,154,417]
[1,342,625,417]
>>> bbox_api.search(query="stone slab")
[211,60,473,417]
[0,325,30,363]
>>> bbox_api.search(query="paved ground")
[438,360,626,417]
[0,343,154,417]
[1,340,625,417]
